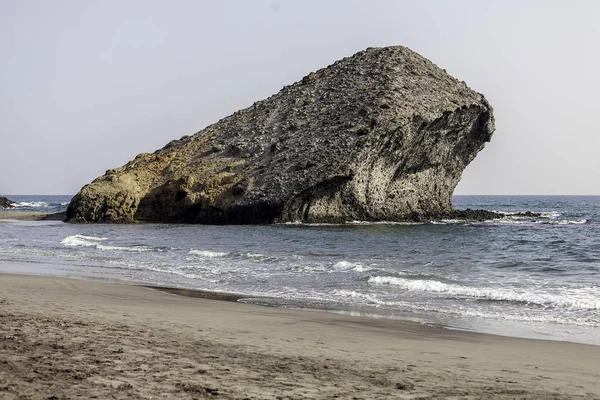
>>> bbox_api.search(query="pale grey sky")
[1,0,599,195]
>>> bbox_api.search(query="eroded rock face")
[67,46,495,224]
[0,196,15,209]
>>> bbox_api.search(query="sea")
[0,195,598,345]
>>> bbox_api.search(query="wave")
[357,221,424,226]
[417,303,599,327]
[10,199,70,213]
[496,210,562,218]
[61,235,156,252]
[188,249,229,258]
[96,244,154,252]
[289,260,374,274]
[331,289,598,327]
[281,220,424,226]
[332,289,403,307]
[368,276,600,310]
[61,235,107,247]
[554,219,587,225]
[245,252,265,258]
[332,261,372,273]
[104,260,222,283]
[540,211,562,218]
[279,213,586,226]
[430,219,466,225]
[14,201,49,208]
[491,218,587,226]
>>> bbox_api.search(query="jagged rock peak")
[67,46,495,224]
[0,196,15,209]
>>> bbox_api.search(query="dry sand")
[1,274,599,399]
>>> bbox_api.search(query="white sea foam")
[496,210,562,219]
[61,235,153,252]
[106,260,221,283]
[368,276,600,310]
[14,201,48,208]
[332,261,372,273]
[555,219,587,225]
[245,252,266,258]
[541,211,562,218]
[188,249,229,258]
[415,303,599,327]
[332,289,598,327]
[61,234,107,247]
[352,264,372,273]
[96,244,153,252]
[332,261,356,270]
[492,210,586,225]
[490,218,587,226]
[430,219,463,225]
[164,266,221,283]
[282,220,423,226]
[332,289,399,306]
[348,220,424,226]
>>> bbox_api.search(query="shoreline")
[142,284,251,302]
[1,273,599,398]
[3,264,599,347]
[0,211,65,221]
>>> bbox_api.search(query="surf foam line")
[368,276,600,310]
[61,235,154,252]
[332,261,372,273]
[13,201,49,208]
[61,235,107,247]
[188,249,229,258]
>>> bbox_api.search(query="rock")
[39,212,67,221]
[0,196,15,209]
[66,46,495,224]
[428,209,542,222]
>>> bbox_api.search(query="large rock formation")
[0,196,15,209]
[67,46,494,224]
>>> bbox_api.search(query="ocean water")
[1,195,70,214]
[0,195,598,345]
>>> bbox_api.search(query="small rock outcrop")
[0,196,15,209]
[67,46,495,224]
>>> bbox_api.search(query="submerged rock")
[0,196,15,209]
[67,46,495,224]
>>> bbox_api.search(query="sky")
[1,0,599,195]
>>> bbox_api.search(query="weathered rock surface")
[0,196,15,209]
[67,46,495,224]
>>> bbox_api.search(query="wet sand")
[0,211,65,221]
[1,274,599,399]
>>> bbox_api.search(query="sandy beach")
[0,211,65,221]
[0,274,598,399]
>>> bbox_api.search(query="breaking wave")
[61,235,157,252]
[332,261,372,273]
[14,201,49,208]
[368,276,600,310]
[188,249,229,258]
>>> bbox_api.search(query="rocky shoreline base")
[0,209,537,224]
